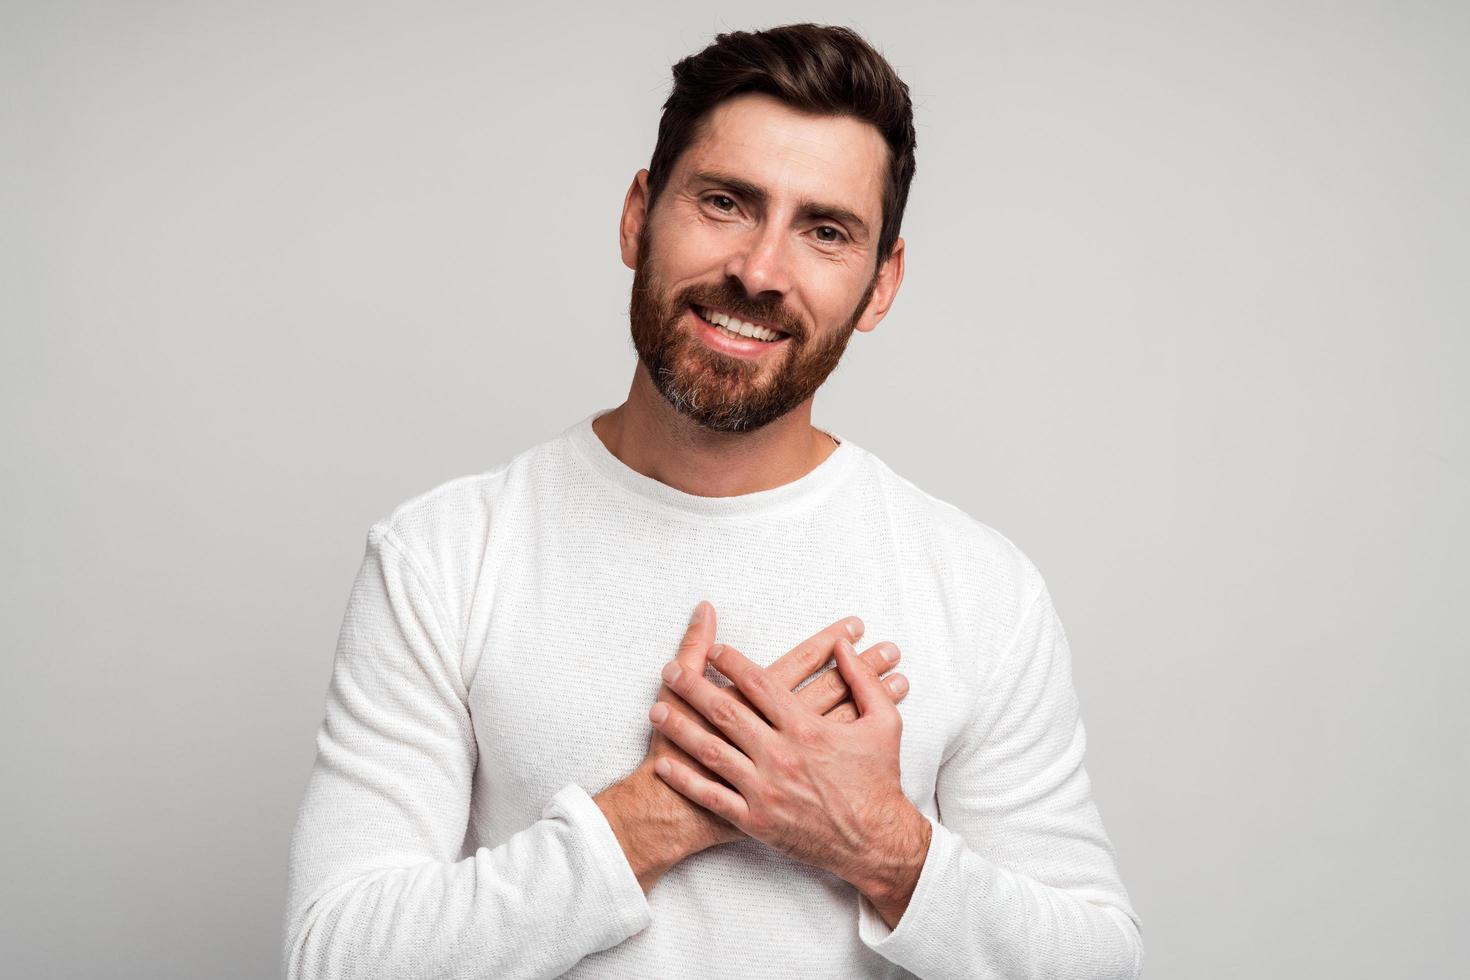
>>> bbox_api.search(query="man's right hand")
[594,601,908,893]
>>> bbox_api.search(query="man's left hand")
[648,636,932,928]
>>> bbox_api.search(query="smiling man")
[285,23,1142,980]
[621,95,892,440]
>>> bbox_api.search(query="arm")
[283,524,650,980]
[856,573,1145,980]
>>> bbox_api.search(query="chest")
[461,509,982,836]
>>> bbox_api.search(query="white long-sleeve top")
[283,408,1144,979]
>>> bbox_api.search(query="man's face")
[625,92,898,433]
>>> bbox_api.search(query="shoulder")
[372,420,576,546]
[854,447,1048,636]
[366,459,502,566]
[361,424,574,622]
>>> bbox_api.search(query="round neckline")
[564,408,861,519]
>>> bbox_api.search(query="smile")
[693,305,788,343]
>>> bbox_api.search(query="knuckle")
[791,641,821,674]
[709,697,740,731]
[789,722,821,747]
[803,680,843,712]
[697,740,725,770]
[821,671,849,699]
[740,665,771,694]
[827,704,856,723]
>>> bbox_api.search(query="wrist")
[848,800,932,927]
[594,764,705,893]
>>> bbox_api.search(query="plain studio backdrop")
[2,2,1465,978]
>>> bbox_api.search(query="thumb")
[835,636,891,720]
[676,599,717,671]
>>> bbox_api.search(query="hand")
[647,602,910,851]
[595,602,909,893]
[648,636,932,925]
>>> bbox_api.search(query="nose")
[723,222,793,299]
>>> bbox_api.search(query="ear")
[619,169,651,271]
[853,236,905,333]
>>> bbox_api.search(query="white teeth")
[698,306,783,342]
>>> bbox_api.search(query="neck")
[591,364,839,498]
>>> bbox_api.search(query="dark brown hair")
[645,23,917,263]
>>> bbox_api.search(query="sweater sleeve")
[283,524,651,980]
[856,574,1144,979]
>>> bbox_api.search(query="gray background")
[3,1,1465,978]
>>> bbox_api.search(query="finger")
[823,674,908,723]
[649,720,725,784]
[706,642,804,732]
[885,672,909,701]
[823,700,859,724]
[765,616,864,692]
[795,641,900,715]
[674,599,717,672]
[834,636,893,720]
[660,658,771,759]
[659,600,718,711]
[648,700,757,790]
[654,687,723,740]
[654,756,750,828]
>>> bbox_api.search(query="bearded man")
[285,23,1143,980]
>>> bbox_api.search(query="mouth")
[692,305,792,344]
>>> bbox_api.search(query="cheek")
[651,220,733,284]
[802,266,870,325]
[683,219,744,268]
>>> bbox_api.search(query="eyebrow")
[689,169,871,242]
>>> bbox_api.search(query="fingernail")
[887,675,908,694]
[846,618,864,639]
[884,643,900,664]
[690,600,708,625]
[649,703,669,724]
[837,637,853,656]
[709,643,723,660]
[654,758,672,778]
[661,661,683,684]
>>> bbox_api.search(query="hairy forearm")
[846,801,932,929]
[594,765,714,893]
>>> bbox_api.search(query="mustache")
[678,285,803,340]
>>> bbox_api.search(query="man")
[284,23,1143,980]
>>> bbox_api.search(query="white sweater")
[283,409,1143,979]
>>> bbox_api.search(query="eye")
[706,194,737,212]
[813,225,848,245]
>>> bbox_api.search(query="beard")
[627,221,878,434]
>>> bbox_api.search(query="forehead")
[677,92,887,223]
